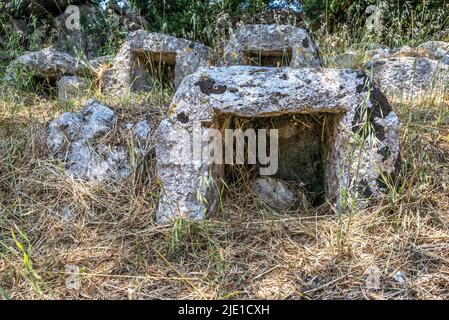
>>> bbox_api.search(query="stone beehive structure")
[154,66,400,223]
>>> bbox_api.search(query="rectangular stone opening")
[218,112,342,206]
[32,76,59,95]
[244,49,292,67]
[135,51,177,87]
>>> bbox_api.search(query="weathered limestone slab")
[155,66,400,223]
[3,48,88,82]
[220,24,320,68]
[365,51,449,103]
[101,30,210,95]
[236,9,305,28]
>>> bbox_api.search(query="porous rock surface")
[101,30,210,95]
[252,177,297,210]
[57,76,88,101]
[365,44,449,102]
[4,48,88,81]
[155,66,400,223]
[47,99,149,182]
[220,24,320,68]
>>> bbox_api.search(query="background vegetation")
[1,0,448,59]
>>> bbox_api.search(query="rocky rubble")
[4,1,147,60]
[47,99,150,182]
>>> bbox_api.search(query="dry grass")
[1,77,449,300]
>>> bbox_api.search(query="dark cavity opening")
[244,49,292,67]
[218,112,341,207]
[133,51,177,89]
[22,75,58,96]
